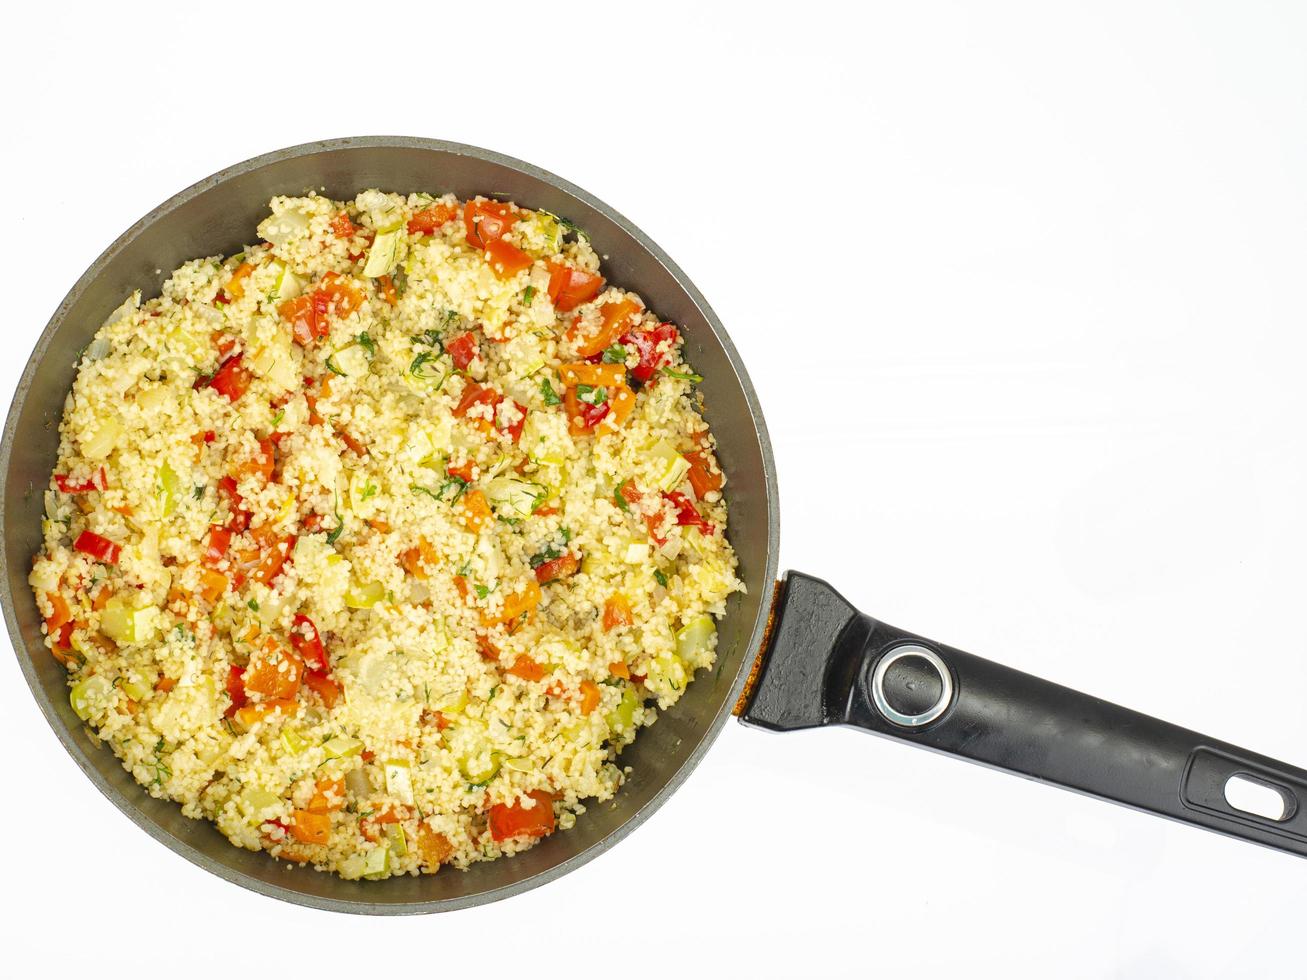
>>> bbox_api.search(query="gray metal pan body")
[1,137,780,913]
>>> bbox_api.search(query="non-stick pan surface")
[1,137,780,913]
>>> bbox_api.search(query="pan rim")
[0,135,781,914]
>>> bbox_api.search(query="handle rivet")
[871,645,953,728]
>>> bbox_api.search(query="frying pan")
[6,137,1306,916]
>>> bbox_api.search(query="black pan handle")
[738,572,1307,857]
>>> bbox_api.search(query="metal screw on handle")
[870,645,953,728]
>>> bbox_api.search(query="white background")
[3,1,1305,976]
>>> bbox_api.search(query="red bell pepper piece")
[224,664,247,718]
[54,467,107,493]
[407,203,459,236]
[206,354,253,402]
[488,790,556,842]
[289,613,328,673]
[621,322,679,384]
[73,530,121,565]
[546,263,605,312]
[534,554,580,584]
[446,332,479,371]
[203,526,232,566]
[216,476,251,532]
[663,490,713,534]
[463,199,516,250]
[484,238,533,279]
[303,669,342,709]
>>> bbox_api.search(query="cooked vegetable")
[579,679,601,715]
[546,262,605,312]
[463,199,516,250]
[363,843,391,879]
[303,670,342,708]
[202,526,231,565]
[480,579,542,626]
[685,448,723,497]
[602,593,633,631]
[460,490,492,532]
[408,203,458,235]
[198,569,228,604]
[291,809,331,845]
[623,321,679,384]
[289,614,328,672]
[323,735,364,759]
[664,490,712,534]
[205,354,253,402]
[675,614,716,668]
[606,684,641,735]
[55,468,106,493]
[534,553,579,584]
[488,791,555,842]
[281,727,308,755]
[80,418,122,460]
[344,581,386,609]
[409,350,451,387]
[570,298,641,358]
[649,439,690,492]
[560,362,625,388]
[74,530,121,565]
[157,461,181,517]
[445,332,478,371]
[243,638,303,698]
[70,674,112,721]
[384,759,415,805]
[362,227,402,278]
[484,238,533,279]
[485,477,545,520]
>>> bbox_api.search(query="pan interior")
[0,138,779,912]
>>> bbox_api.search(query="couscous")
[30,190,742,878]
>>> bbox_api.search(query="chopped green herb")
[192,485,205,501]
[357,332,376,357]
[577,384,607,406]
[521,285,536,306]
[437,474,469,504]
[530,545,562,569]
[326,491,345,545]
[271,408,285,428]
[539,378,562,407]
[602,344,628,364]
[412,328,443,348]
[149,737,172,789]
[360,481,378,501]
[442,309,460,328]
[613,484,631,512]
[411,484,441,501]
[661,367,703,383]
[248,599,259,611]
[409,350,448,384]
[654,569,668,588]
[325,353,346,377]
[540,210,588,241]
[474,584,492,600]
